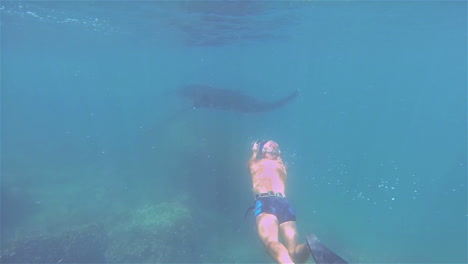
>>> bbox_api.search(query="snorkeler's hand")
[252,141,260,154]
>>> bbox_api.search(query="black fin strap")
[244,205,255,220]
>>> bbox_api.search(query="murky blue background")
[1,1,466,263]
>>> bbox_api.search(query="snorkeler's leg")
[280,221,310,263]
[257,213,294,264]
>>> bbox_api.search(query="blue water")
[1,1,466,263]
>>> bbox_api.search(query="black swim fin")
[306,234,348,264]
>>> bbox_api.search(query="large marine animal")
[177,84,299,113]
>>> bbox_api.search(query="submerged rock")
[1,200,198,263]
[106,201,198,263]
[0,224,108,263]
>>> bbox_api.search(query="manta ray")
[142,84,299,141]
[177,84,299,113]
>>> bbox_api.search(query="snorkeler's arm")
[248,142,260,167]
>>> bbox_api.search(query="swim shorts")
[254,196,296,224]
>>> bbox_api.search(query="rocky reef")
[0,223,108,263]
[106,201,199,263]
[1,200,198,263]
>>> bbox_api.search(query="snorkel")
[257,140,268,157]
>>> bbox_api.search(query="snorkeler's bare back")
[250,159,287,195]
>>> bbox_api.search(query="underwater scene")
[1,1,466,263]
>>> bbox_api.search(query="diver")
[247,140,348,264]
[248,140,310,263]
